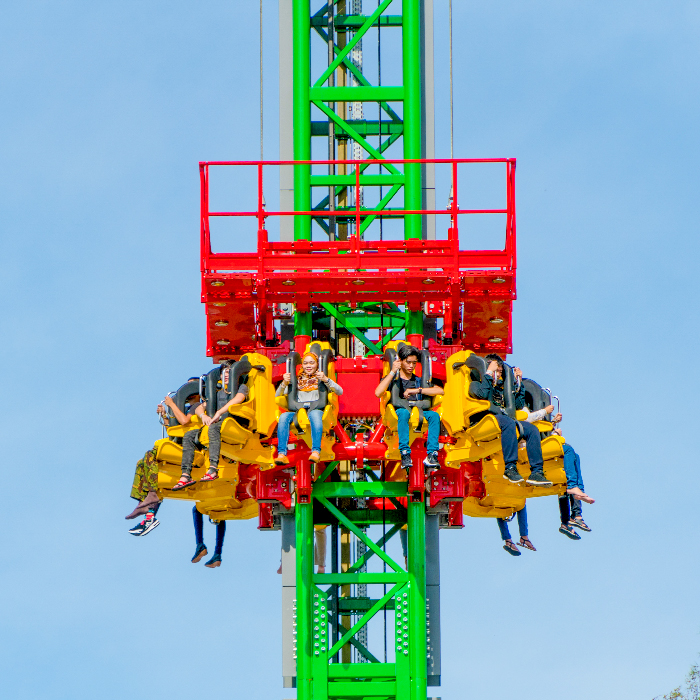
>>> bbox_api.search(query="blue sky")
[1,1,699,698]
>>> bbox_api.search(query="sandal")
[570,518,591,532]
[171,475,196,491]
[502,539,521,556]
[199,469,219,483]
[559,524,582,540]
[518,536,537,551]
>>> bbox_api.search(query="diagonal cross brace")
[347,523,403,574]
[314,0,395,88]
[327,582,403,658]
[316,494,403,573]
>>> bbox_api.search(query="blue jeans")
[494,415,544,473]
[193,506,226,555]
[277,408,323,454]
[562,443,584,491]
[497,506,528,541]
[396,408,440,453]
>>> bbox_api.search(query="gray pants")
[181,421,223,475]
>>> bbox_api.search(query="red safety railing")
[199,158,516,279]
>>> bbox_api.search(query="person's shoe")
[125,491,160,520]
[401,451,412,471]
[309,451,321,463]
[570,518,592,532]
[526,471,553,487]
[559,524,581,540]
[503,539,521,556]
[504,467,524,483]
[129,517,159,537]
[140,517,160,536]
[423,451,440,469]
[204,553,222,568]
[274,454,289,466]
[191,543,208,563]
[128,519,148,536]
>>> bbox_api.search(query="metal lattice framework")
[198,2,519,699]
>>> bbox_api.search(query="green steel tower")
[279,2,438,699]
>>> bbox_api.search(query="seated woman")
[274,351,343,467]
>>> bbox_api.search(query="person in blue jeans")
[190,505,226,568]
[469,355,552,487]
[275,351,343,469]
[553,427,594,531]
[497,506,536,556]
[374,345,444,471]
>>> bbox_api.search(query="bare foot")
[567,487,595,504]
[317,565,325,574]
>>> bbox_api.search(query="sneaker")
[205,553,222,568]
[140,517,160,536]
[559,524,581,540]
[274,454,289,466]
[401,451,412,471]
[423,451,440,469]
[191,543,208,563]
[128,520,147,536]
[504,467,524,483]
[526,471,553,487]
[129,517,159,537]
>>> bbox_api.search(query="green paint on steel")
[292,1,431,693]
[402,0,422,241]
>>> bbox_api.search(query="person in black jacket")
[469,354,551,486]
[375,345,444,471]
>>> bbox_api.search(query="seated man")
[374,344,444,471]
[126,378,201,535]
[469,354,552,486]
[172,363,250,490]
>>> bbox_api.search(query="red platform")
[199,158,517,360]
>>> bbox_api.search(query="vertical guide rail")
[403,0,423,242]
[296,458,315,700]
[293,0,312,243]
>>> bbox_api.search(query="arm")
[468,373,494,401]
[404,385,444,397]
[374,359,402,398]
[276,372,291,397]
[512,367,526,410]
[211,389,248,422]
[163,396,192,426]
[322,377,343,396]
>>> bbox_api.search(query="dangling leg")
[497,517,520,556]
[494,414,523,483]
[173,430,200,490]
[275,412,294,465]
[191,506,208,563]
[205,520,226,568]
[308,409,323,464]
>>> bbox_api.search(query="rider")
[172,363,250,490]
[274,351,343,467]
[374,344,444,472]
[125,378,201,535]
[469,354,552,486]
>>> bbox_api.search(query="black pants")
[181,421,223,475]
[494,414,544,473]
